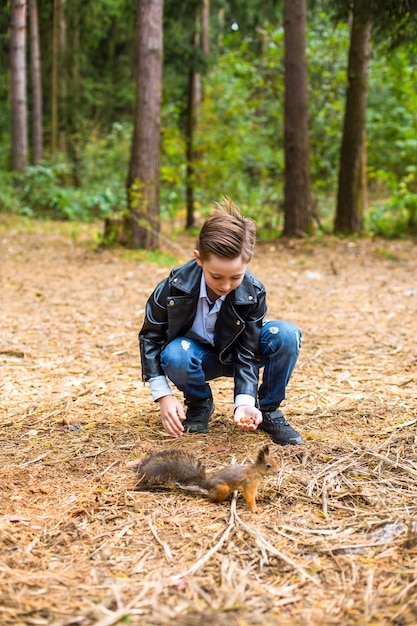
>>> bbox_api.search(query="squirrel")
[134,445,277,513]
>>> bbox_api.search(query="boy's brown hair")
[197,197,256,263]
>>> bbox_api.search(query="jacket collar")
[169,258,259,304]
[170,259,201,294]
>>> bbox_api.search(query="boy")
[139,198,303,445]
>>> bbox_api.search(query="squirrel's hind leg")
[207,483,231,504]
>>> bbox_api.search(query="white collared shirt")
[185,275,225,346]
[149,275,255,409]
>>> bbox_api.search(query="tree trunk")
[51,0,66,155]
[185,8,202,229]
[185,0,209,229]
[283,0,313,237]
[335,2,372,234]
[51,0,59,154]
[201,0,210,55]
[10,0,28,171]
[126,0,163,249]
[29,0,42,163]
[58,0,68,154]
[67,0,82,186]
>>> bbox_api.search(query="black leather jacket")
[139,258,267,399]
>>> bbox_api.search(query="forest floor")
[1,215,417,626]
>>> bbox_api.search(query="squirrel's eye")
[266,463,272,469]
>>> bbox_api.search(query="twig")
[79,447,113,459]
[19,453,49,466]
[322,480,328,517]
[382,418,417,433]
[147,515,173,562]
[364,569,375,619]
[97,460,120,477]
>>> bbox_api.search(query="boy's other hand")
[158,395,186,438]
[234,405,262,431]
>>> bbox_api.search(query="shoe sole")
[183,424,209,434]
[270,434,304,446]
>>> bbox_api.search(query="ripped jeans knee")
[257,320,302,410]
[260,320,302,357]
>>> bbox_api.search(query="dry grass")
[1,217,417,625]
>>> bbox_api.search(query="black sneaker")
[259,409,304,445]
[183,395,215,433]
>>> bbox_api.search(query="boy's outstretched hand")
[158,395,186,438]
[158,397,263,436]
[234,405,263,431]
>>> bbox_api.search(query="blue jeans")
[160,320,302,412]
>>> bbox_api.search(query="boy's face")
[194,250,247,300]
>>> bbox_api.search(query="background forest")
[1,0,417,242]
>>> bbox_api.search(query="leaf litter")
[1,218,417,625]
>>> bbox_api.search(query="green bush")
[1,160,125,222]
[366,168,417,237]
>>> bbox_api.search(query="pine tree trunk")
[283,0,313,237]
[201,0,209,55]
[335,2,372,234]
[185,9,202,229]
[51,0,59,154]
[67,0,82,186]
[58,0,67,154]
[10,0,28,171]
[185,70,200,229]
[51,0,67,155]
[127,0,163,249]
[185,0,209,229]
[29,0,43,163]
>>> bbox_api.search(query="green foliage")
[1,1,417,240]
[367,47,417,181]
[7,161,125,222]
[308,16,348,192]
[0,94,10,172]
[221,0,283,33]
[0,115,186,224]
[0,171,21,214]
[366,167,417,237]
[160,103,187,218]
[41,0,136,125]
[80,122,131,188]
[194,28,286,235]
[0,152,126,222]
[194,17,348,230]
[193,12,417,237]
[324,0,417,47]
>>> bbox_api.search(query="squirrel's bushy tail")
[135,449,207,492]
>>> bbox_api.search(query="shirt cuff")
[234,394,256,411]
[149,376,173,401]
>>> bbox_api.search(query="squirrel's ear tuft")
[257,445,269,462]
